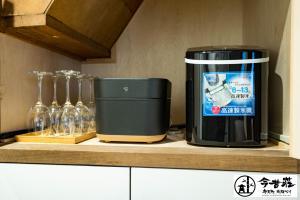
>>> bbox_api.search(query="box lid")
[186,46,269,60]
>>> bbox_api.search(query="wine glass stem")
[89,79,94,103]
[78,79,82,103]
[37,75,43,105]
[66,76,71,104]
[53,77,58,103]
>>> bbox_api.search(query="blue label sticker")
[203,72,255,116]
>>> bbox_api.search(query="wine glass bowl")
[59,103,79,135]
[27,104,51,134]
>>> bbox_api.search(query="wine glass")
[49,74,62,135]
[86,75,96,132]
[27,71,52,136]
[75,74,90,134]
[57,70,80,136]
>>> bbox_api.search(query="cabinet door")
[131,167,300,200]
[0,163,129,200]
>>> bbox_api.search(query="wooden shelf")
[0,134,298,173]
[1,0,143,59]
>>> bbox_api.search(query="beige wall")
[0,33,81,132]
[82,0,291,139]
[290,0,300,158]
[243,0,291,138]
[82,0,244,124]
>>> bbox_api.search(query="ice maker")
[185,46,269,147]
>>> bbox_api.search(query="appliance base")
[187,141,266,148]
[97,133,166,143]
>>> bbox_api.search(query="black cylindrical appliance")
[185,46,269,147]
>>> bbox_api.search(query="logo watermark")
[235,175,256,197]
[234,175,297,198]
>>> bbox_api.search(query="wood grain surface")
[16,131,96,144]
[0,136,298,173]
[2,0,143,59]
[1,0,53,16]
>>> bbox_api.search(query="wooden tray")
[15,131,96,144]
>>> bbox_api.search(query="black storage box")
[94,78,171,143]
[185,46,269,147]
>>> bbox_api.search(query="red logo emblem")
[212,106,221,114]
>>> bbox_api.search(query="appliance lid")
[185,46,269,65]
[94,78,171,99]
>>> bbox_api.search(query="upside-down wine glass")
[75,74,90,134]
[27,71,52,136]
[57,70,80,136]
[87,75,96,132]
[49,74,62,135]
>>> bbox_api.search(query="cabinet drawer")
[0,163,129,200]
[131,167,300,200]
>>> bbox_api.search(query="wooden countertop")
[0,134,299,173]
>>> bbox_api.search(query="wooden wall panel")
[1,0,52,16]
[122,0,143,12]
[47,0,134,49]
[243,0,291,139]
[0,33,81,133]
[2,0,143,59]
[82,0,244,124]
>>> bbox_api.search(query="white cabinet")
[1,164,299,200]
[131,168,233,200]
[131,168,300,200]
[0,164,129,200]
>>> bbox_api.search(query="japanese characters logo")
[203,72,255,117]
[234,174,297,198]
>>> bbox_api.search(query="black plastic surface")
[94,78,171,99]
[94,78,171,135]
[186,46,268,60]
[185,46,268,147]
